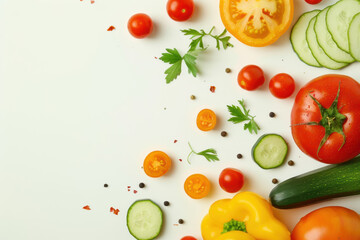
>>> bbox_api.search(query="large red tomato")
[291,74,360,164]
[291,206,360,240]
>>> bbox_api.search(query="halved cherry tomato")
[167,0,194,22]
[291,206,360,240]
[127,13,153,39]
[184,174,211,199]
[220,0,294,47]
[305,0,322,4]
[269,73,295,99]
[238,65,265,91]
[196,109,217,131]
[143,151,172,178]
[180,236,197,240]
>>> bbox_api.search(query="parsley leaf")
[187,142,219,164]
[160,27,233,83]
[227,99,260,134]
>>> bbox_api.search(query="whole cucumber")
[269,156,360,209]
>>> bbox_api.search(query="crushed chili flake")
[107,26,115,31]
[174,140,178,143]
[155,57,158,59]
[110,207,120,215]
[83,205,91,210]
[133,190,138,194]
[173,224,179,226]
[210,86,216,93]
[91,0,95,3]
[128,189,130,192]
[179,159,182,162]
[127,186,131,188]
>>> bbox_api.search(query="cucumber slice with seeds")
[252,134,288,169]
[127,200,163,240]
[307,17,349,70]
[326,0,360,52]
[290,10,321,67]
[349,12,360,61]
[315,6,355,63]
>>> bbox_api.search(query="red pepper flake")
[83,205,91,210]
[133,190,138,194]
[210,86,216,93]
[127,189,130,192]
[90,0,95,3]
[154,57,158,59]
[179,159,182,162]
[127,186,131,188]
[107,26,115,31]
[174,139,178,143]
[110,207,120,215]
[173,224,179,226]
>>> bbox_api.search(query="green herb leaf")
[187,142,219,164]
[159,48,182,64]
[183,52,198,77]
[227,99,260,134]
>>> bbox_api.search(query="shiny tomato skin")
[180,236,197,240]
[219,168,244,193]
[291,74,360,164]
[291,206,360,240]
[127,13,153,39]
[166,0,194,22]
[237,65,265,91]
[269,73,295,99]
[305,0,322,4]
[143,151,172,177]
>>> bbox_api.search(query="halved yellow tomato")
[220,0,294,47]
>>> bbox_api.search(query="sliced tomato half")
[220,0,294,47]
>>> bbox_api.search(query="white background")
[0,0,359,239]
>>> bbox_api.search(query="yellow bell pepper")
[201,191,290,240]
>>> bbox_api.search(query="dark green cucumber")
[269,156,360,209]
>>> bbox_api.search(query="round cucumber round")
[315,6,355,63]
[326,0,360,52]
[252,134,288,169]
[349,12,360,61]
[127,199,163,240]
[290,10,321,67]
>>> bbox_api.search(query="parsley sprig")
[181,27,234,51]
[187,142,219,164]
[159,27,233,84]
[227,99,260,134]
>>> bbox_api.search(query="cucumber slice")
[307,17,348,70]
[127,200,163,240]
[326,0,360,52]
[315,7,355,63]
[349,12,360,61]
[252,134,288,169]
[290,10,321,67]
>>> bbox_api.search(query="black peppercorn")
[269,112,276,118]
[237,154,243,159]
[139,182,145,188]
[104,184,108,188]
[164,201,170,206]
[288,160,295,166]
[221,131,227,137]
[178,219,184,224]
[272,178,279,184]
[225,68,231,73]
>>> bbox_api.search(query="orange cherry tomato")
[143,151,172,178]
[220,0,294,47]
[184,174,211,199]
[291,206,360,240]
[196,109,217,131]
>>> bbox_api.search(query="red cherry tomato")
[219,168,244,193]
[166,0,194,22]
[305,0,322,4]
[269,73,295,99]
[180,236,197,240]
[127,13,153,39]
[237,65,265,91]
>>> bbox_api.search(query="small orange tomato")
[143,151,172,178]
[196,109,217,131]
[291,206,360,240]
[184,174,211,199]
